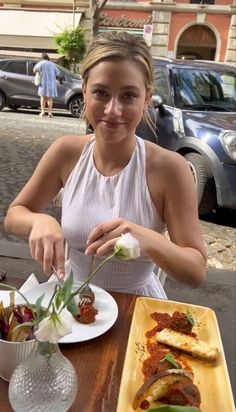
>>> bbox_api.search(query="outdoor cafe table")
[0,277,137,412]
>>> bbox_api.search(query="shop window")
[190,0,215,4]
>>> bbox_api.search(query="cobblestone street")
[0,108,235,271]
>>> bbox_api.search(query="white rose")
[114,233,140,260]
[35,308,72,344]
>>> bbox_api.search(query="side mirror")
[152,95,166,116]
[152,95,163,108]
[58,74,65,83]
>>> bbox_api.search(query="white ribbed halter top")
[61,136,167,298]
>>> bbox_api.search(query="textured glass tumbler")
[8,340,77,412]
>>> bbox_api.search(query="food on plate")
[0,292,35,342]
[156,329,219,362]
[73,303,98,324]
[133,309,219,410]
[72,285,98,324]
[132,369,201,410]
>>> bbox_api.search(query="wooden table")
[0,278,137,412]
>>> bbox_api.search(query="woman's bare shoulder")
[46,134,92,183]
[53,134,90,152]
[145,141,189,176]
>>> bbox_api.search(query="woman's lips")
[101,120,125,128]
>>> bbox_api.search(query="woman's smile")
[100,119,127,128]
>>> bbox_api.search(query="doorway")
[176,25,216,60]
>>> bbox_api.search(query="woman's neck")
[93,136,136,177]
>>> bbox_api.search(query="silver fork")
[77,256,95,305]
[51,264,63,284]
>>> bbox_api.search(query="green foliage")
[54,26,86,70]
[160,353,181,369]
[149,406,201,412]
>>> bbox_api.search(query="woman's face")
[83,59,152,143]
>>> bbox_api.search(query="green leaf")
[35,294,46,321]
[61,271,73,302]
[184,309,195,326]
[160,353,181,369]
[66,297,78,315]
[148,405,201,412]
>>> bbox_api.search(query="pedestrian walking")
[34,53,60,118]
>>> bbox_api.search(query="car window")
[0,61,8,71]
[172,68,236,111]
[3,61,27,75]
[153,66,173,105]
[221,74,236,99]
[28,62,37,76]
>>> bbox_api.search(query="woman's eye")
[122,92,137,101]
[93,89,107,98]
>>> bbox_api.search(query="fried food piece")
[170,311,194,335]
[156,328,219,362]
[132,369,193,410]
[73,304,98,324]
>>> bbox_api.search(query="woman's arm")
[85,146,207,288]
[33,62,40,74]
[4,135,86,277]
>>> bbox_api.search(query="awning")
[0,10,82,37]
[0,49,62,61]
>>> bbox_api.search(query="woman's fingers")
[87,219,128,247]
[54,238,65,279]
[86,219,134,256]
[29,235,65,277]
[86,236,119,257]
[43,241,54,275]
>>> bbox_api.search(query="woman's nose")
[104,97,122,116]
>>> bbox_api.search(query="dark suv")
[0,58,83,117]
[137,58,236,215]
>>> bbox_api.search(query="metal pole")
[73,0,75,29]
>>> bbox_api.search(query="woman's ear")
[144,89,153,111]
[82,82,87,102]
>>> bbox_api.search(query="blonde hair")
[81,31,156,135]
[81,31,153,92]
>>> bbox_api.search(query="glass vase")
[8,340,77,412]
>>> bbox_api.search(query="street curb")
[0,239,31,259]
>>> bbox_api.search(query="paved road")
[0,108,85,240]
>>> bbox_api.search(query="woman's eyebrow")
[90,83,140,91]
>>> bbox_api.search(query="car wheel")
[8,104,20,111]
[0,92,6,111]
[184,152,217,215]
[69,95,84,118]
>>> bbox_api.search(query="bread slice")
[156,328,219,362]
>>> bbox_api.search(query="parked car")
[137,58,236,215]
[0,58,83,117]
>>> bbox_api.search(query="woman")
[34,53,60,118]
[4,32,207,298]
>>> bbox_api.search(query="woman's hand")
[29,214,65,278]
[85,218,148,257]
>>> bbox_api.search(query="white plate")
[15,281,118,343]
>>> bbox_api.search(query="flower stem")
[67,251,117,303]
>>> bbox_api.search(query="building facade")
[0,0,235,65]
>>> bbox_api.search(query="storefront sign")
[100,12,151,29]
[143,24,153,46]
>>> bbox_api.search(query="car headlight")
[219,130,236,161]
